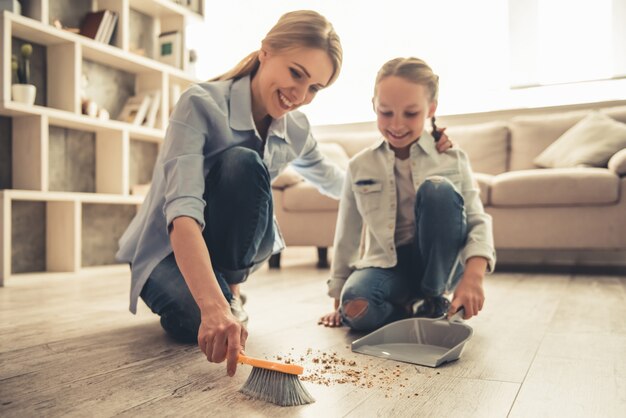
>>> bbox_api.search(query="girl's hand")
[449,272,485,320]
[318,310,342,327]
[435,128,454,153]
[449,257,487,320]
[318,299,342,327]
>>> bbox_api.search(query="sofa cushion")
[509,110,590,171]
[282,182,339,212]
[534,112,626,168]
[491,168,619,207]
[445,122,510,175]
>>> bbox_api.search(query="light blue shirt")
[328,131,496,298]
[117,76,345,313]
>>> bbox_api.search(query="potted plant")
[11,43,36,105]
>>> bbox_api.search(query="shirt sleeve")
[160,87,211,232]
[457,151,497,272]
[290,131,346,199]
[328,168,362,298]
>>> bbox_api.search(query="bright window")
[187,0,626,125]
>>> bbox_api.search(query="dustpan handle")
[449,308,465,323]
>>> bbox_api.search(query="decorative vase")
[11,84,36,105]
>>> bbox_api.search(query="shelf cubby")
[0,1,202,284]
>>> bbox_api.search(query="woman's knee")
[218,147,267,180]
[159,308,200,344]
[208,147,270,199]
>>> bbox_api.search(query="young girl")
[116,10,346,376]
[320,57,495,331]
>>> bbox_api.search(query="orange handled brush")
[238,354,314,406]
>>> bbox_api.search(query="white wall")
[187,0,626,126]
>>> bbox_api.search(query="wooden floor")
[1,248,625,418]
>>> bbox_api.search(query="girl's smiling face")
[373,75,437,153]
[252,47,334,121]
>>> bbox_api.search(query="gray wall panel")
[48,126,95,193]
[129,140,158,191]
[82,204,136,266]
[11,201,46,273]
[0,117,11,189]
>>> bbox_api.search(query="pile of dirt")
[271,347,434,397]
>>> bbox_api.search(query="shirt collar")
[415,130,438,158]
[228,75,289,143]
[370,130,438,158]
[268,116,289,143]
[229,76,255,131]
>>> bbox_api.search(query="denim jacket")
[328,131,496,298]
[116,76,345,313]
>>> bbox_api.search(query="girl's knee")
[417,176,457,200]
[416,176,464,215]
[343,298,369,319]
[341,297,382,331]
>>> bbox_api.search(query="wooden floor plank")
[509,333,626,418]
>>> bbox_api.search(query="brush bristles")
[240,366,315,407]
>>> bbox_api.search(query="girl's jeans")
[140,147,275,342]
[340,177,468,331]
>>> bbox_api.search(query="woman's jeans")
[140,147,275,342]
[340,177,468,331]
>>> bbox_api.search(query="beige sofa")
[270,104,626,268]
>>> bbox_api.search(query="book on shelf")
[94,10,111,42]
[100,11,118,44]
[118,94,151,126]
[80,10,117,44]
[144,90,161,128]
[80,10,106,40]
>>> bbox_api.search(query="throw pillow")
[534,111,626,168]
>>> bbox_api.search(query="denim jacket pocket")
[352,182,382,214]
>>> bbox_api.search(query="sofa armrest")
[608,148,626,176]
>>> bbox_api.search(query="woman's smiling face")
[252,47,334,120]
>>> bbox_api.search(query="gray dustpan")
[351,309,472,367]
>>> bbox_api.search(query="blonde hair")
[374,57,439,102]
[211,10,342,85]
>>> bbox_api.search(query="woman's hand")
[318,299,342,327]
[435,128,454,153]
[448,257,487,320]
[198,307,248,376]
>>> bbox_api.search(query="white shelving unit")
[0,0,203,284]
